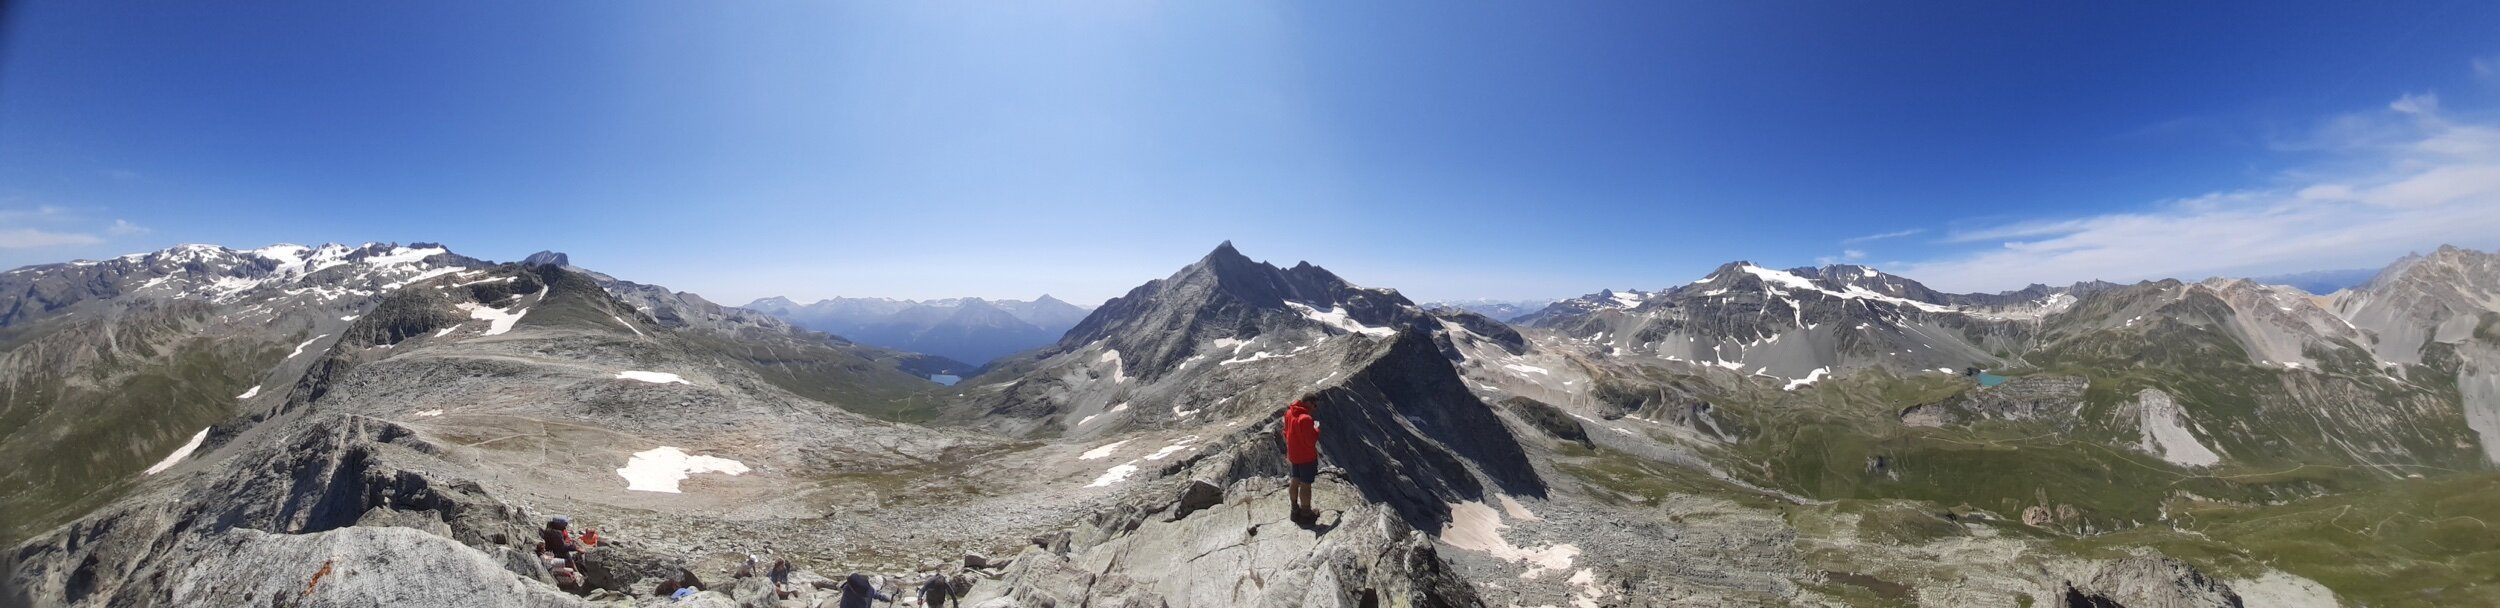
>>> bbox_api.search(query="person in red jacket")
[1281,398,1321,521]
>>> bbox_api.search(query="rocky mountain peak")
[520,251,570,267]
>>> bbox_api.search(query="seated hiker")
[917,571,956,608]
[1281,397,1322,521]
[538,516,587,588]
[540,517,583,564]
[838,573,892,608]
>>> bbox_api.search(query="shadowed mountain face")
[744,294,1092,367]
[964,242,1542,528]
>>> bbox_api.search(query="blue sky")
[3,2,2498,304]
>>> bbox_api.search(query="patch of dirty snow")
[434,326,460,338]
[339,315,358,322]
[610,314,644,337]
[1441,501,1580,580]
[1079,439,1132,460]
[456,297,530,336]
[616,447,750,493]
[1173,405,1202,417]
[1498,495,1542,522]
[1739,264,1820,293]
[235,385,261,400]
[287,334,329,359]
[1085,462,1140,488]
[1285,301,1399,337]
[379,266,465,290]
[1782,367,1830,391]
[412,409,444,417]
[1504,363,1551,376]
[1145,436,1199,460]
[142,428,211,475]
[1220,350,1289,365]
[615,371,690,384]
[1100,350,1129,383]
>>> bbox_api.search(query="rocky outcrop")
[1900,375,2089,429]
[7,415,577,607]
[2053,556,2244,608]
[967,475,1484,608]
[162,527,585,607]
[1499,397,1592,448]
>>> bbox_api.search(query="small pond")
[1976,372,2009,387]
[929,374,962,386]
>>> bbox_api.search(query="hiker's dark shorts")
[1291,462,1318,484]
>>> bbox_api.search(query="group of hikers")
[533,396,1330,605]
[537,517,956,606]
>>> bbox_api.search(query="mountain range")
[4,240,2497,607]
[743,295,1093,368]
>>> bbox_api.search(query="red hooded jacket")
[1282,401,1320,465]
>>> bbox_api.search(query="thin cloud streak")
[0,228,103,249]
[1841,228,1923,244]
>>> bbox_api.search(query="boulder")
[574,539,691,594]
[160,527,588,607]
[1168,479,1226,522]
[731,575,777,608]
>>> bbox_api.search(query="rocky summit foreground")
[8,241,2498,606]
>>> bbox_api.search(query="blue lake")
[930,374,962,386]
[1976,373,2009,387]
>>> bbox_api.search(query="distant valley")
[743,294,1094,369]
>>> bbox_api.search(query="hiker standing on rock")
[1282,397,1321,522]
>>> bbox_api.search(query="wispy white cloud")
[1814,249,1871,266]
[1898,89,2500,292]
[0,206,146,249]
[0,206,72,224]
[1841,228,1923,244]
[0,228,103,249]
[2477,56,2500,81]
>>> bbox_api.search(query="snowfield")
[616,447,750,493]
[1079,439,1132,460]
[455,287,539,336]
[614,371,690,384]
[1085,462,1141,488]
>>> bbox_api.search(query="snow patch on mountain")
[1079,439,1132,460]
[1782,367,1830,391]
[287,335,328,359]
[614,371,689,384]
[142,428,211,475]
[1286,301,1398,337]
[456,286,540,336]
